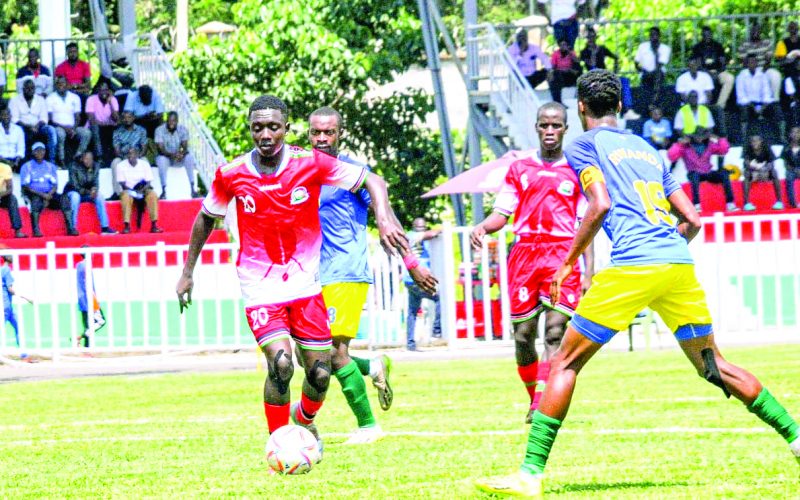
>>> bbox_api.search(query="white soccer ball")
[265,424,321,475]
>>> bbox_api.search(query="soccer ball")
[265,424,321,475]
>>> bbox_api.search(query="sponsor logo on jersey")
[259,183,282,192]
[291,186,309,205]
[536,171,557,177]
[557,180,575,196]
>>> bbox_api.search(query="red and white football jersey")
[203,145,368,306]
[493,150,583,238]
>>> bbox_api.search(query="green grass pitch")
[1,345,799,498]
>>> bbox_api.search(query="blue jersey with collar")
[564,126,693,267]
[319,153,374,285]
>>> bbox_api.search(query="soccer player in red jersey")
[176,95,413,448]
[470,102,594,424]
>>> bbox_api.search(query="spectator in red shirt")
[549,39,582,103]
[55,42,91,97]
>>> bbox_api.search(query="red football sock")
[264,402,290,434]
[295,393,324,425]
[531,361,551,410]
[517,362,539,405]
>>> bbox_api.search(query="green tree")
[174,0,446,224]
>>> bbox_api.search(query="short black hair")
[536,102,568,124]
[66,42,78,50]
[650,26,661,35]
[249,95,288,118]
[167,110,179,120]
[577,69,621,119]
[309,106,343,128]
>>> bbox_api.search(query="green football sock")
[747,387,800,443]
[351,356,371,377]
[521,410,562,476]
[334,360,376,428]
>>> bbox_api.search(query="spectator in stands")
[2,254,33,353]
[674,90,715,138]
[155,111,198,199]
[774,21,800,76]
[9,79,57,163]
[549,39,582,103]
[0,161,26,238]
[0,108,25,172]
[20,142,78,237]
[781,126,800,208]
[85,82,120,168]
[667,128,737,212]
[676,57,715,105]
[124,84,164,139]
[537,0,583,48]
[634,27,671,107]
[110,110,147,200]
[642,106,672,151]
[66,151,116,234]
[691,26,735,108]
[579,27,618,73]
[47,75,91,168]
[508,29,552,91]
[15,48,51,80]
[736,54,782,143]
[739,23,782,100]
[116,147,163,234]
[54,42,91,97]
[742,134,783,211]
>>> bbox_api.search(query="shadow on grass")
[552,480,690,493]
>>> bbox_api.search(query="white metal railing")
[467,23,541,150]
[133,33,226,189]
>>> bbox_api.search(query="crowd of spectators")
[0,42,199,238]
[509,19,800,211]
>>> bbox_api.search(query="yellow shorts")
[571,264,713,343]
[322,282,370,339]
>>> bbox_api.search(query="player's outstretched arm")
[550,181,610,301]
[362,172,411,257]
[470,212,509,251]
[668,189,702,242]
[176,212,216,313]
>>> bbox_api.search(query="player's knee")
[544,324,566,349]
[307,360,331,393]
[513,321,536,344]
[268,349,294,395]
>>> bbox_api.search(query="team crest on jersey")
[239,194,256,213]
[290,186,309,205]
[557,180,575,196]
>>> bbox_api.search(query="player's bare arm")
[668,189,702,242]
[362,173,411,257]
[550,181,610,301]
[176,212,216,312]
[470,211,509,251]
[580,241,595,294]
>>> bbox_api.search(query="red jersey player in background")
[176,95,434,452]
[471,102,594,424]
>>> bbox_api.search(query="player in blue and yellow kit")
[477,70,800,497]
[308,107,437,444]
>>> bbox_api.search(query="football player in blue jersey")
[308,107,437,444]
[477,69,800,497]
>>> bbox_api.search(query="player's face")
[308,115,340,156]
[536,108,567,151]
[249,109,288,159]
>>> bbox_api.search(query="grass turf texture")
[1,345,799,498]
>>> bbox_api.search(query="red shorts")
[245,293,332,351]
[507,238,581,323]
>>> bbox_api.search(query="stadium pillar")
[38,0,71,70]
[464,0,484,225]
[417,0,466,227]
[118,0,138,78]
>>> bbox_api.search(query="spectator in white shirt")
[8,78,57,163]
[0,108,25,171]
[634,27,671,106]
[675,57,715,105]
[46,75,91,167]
[736,54,782,142]
[116,148,163,234]
[155,112,198,199]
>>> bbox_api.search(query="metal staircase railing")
[467,23,542,150]
[133,34,226,188]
